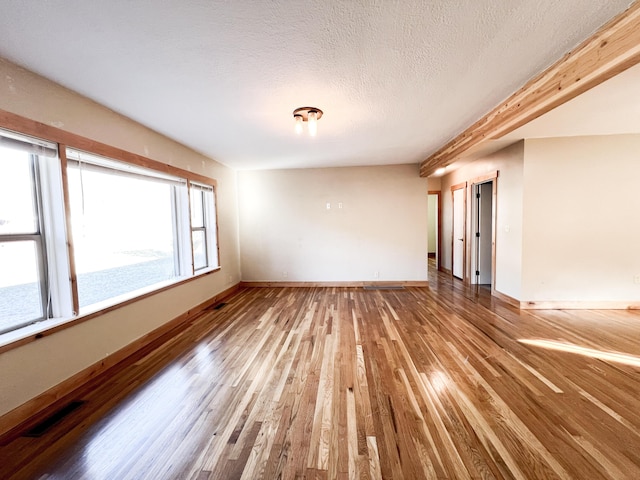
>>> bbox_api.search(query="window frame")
[0,114,221,347]
[65,148,191,310]
[0,139,53,333]
[189,182,218,272]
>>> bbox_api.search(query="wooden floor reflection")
[1,267,640,479]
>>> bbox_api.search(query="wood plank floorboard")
[1,267,640,479]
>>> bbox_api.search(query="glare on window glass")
[190,189,204,228]
[0,147,44,332]
[192,230,207,270]
[0,147,37,234]
[67,166,177,308]
[0,241,43,332]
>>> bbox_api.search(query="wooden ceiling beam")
[420,1,640,177]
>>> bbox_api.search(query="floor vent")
[23,401,85,438]
[363,285,405,290]
[205,302,227,311]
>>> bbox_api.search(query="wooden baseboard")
[439,267,452,275]
[0,283,241,444]
[491,290,520,308]
[240,281,429,288]
[520,300,640,310]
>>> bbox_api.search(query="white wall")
[238,164,428,282]
[522,135,640,302]
[440,142,524,299]
[0,58,241,417]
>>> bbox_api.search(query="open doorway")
[470,180,495,289]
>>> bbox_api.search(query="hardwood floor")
[1,268,640,479]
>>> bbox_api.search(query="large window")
[0,127,219,335]
[66,151,190,308]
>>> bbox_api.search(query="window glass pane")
[192,230,207,270]
[68,166,177,308]
[0,241,43,332]
[190,188,204,228]
[206,189,219,268]
[0,146,37,234]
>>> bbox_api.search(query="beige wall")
[522,135,640,302]
[238,164,428,282]
[438,135,640,305]
[427,177,441,191]
[439,142,524,299]
[0,58,241,416]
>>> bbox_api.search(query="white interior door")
[452,187,465,279]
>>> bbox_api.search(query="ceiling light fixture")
[293,107,323,137]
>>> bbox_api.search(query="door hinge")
[475,270,480,276]
[475,232,480,237]
[476,193,481,199]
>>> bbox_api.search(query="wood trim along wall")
[489,178,498,298]
[450,181,468,192]
[428,190,442,272]
[419,2,640,176]
[58,145,80,315]
[492,290,520,308]
[240,281,429,288]
[0,282,242,443]
[0,109,217,187]
[520,300,640,310]
[469,171,499,185]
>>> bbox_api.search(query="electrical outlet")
[634,274,640,284]
[283,271,288,278]
[374,271,379,279]
[326,202,331,210]
[338,202,343,209]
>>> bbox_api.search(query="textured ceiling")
[443,61,640,168]
[503,62,640,141]
[0,0,633,170]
